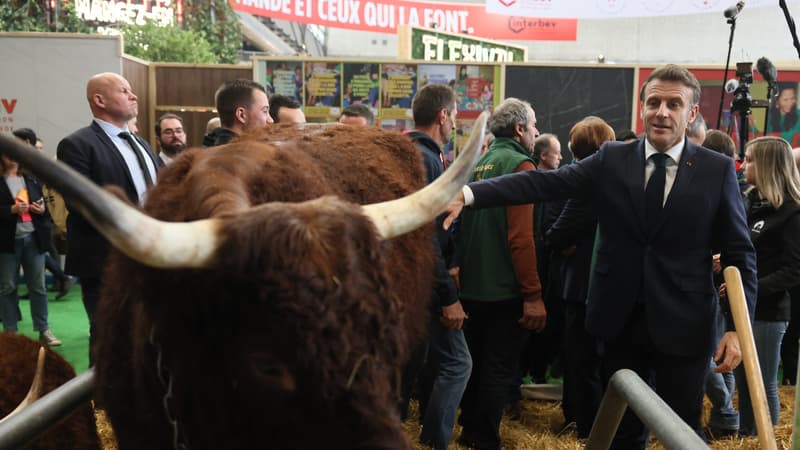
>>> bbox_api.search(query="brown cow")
[0,334,100,450]
[0,114,486,449]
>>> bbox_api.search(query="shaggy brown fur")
[93,125,434,449]
[0,333,100,450]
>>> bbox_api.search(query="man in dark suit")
[444,65,757,449]
[57,72,161,360]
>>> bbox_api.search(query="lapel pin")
[686,161,693,167]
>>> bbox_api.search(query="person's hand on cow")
[519,298,546,331]
[714,331,742,373]
[440,300,468,330]
[442,192,465,230]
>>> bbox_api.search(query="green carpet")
[14,284,90,373]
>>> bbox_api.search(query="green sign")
[407,27,527,63]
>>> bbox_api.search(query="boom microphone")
[724,1,745,19]
[756,57,778,85]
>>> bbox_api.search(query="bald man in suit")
[57,72,161,360]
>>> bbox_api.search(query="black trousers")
[80,276,102,366]
[562,302,603,438]
[601,305,709,450]
[459,298,529,450]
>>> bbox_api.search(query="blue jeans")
[0,235,48,332]
[736,320,788,435]
[704,310,739,431]
[418,316,472,450]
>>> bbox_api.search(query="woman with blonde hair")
[545,115,614,437]
[734,136,800,435]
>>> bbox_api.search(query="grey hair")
[489,98,532,138]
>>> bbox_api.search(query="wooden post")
[723,266,777,449]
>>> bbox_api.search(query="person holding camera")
[1,129,60,346]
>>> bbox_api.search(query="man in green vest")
[457,98,545,450]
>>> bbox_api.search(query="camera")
[731,61,753,115]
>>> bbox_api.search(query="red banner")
[230,0,577,41]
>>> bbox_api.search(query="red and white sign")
[231,0,577,41]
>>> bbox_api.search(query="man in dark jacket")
[403,83,471,450]
[57,72,161,360]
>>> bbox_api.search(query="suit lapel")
[650,139,698,237]
[90,121,137,189]
[133,134,163,172]
[625,140,647,237]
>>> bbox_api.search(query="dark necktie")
[118,131,153,187]
[645,153,668,227]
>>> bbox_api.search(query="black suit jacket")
[57,121,161,278]
[546,197,598,305]
[470,139,757,357]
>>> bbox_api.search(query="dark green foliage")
[0,1,93,33]
[122,20,216,64]
[182,0,242,64]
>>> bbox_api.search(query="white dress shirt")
[94,118,157,204]
[644,138,684,207]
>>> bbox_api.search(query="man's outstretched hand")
[442,193,465,230]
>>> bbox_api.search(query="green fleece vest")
[459,137,534,301]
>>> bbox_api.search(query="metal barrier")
[0,368,95,450]
[585,369,708,450]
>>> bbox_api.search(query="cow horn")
[362,110,488,239]
[0,347,46,425]
[0,135,219,269]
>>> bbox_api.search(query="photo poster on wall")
[505,65,635,163]
[638,67,800,151]
[456,65,500,119]
[342,63,380,119]
[263,61,304,101]
[380,63,418,121]
[304,61,342,119]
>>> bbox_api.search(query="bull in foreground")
[0,112,487,449]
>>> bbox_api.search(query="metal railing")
[0,368,95,450]
[585,369,708,450]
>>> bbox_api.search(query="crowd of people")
[3,64,800,450]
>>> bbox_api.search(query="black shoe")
[455,431,476,448]
[56,276,75,300]
[49,279,61,292]
[706,426,738,440]
[504,400,522,421]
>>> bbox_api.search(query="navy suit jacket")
[57,121,161,278]
[470,138,757,357]
[546,197,597,304]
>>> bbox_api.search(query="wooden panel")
[154,66,253,108]
[122,56,151,141]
